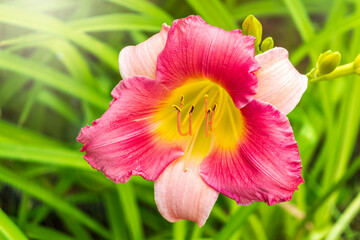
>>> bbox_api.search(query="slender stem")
[308,63,355,83]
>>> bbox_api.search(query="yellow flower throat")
[153,80,245,168]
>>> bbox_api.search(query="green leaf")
[232,1,329,19]
[213,204,258,240]
[0,51,108,110]
[0,120,66,147]
[106,0,173,24]
[186,0,237,30]
[0,142,90,171]
[37,90,79,125]
[104,193,128,240]
[291,12,360,65]
[282,0,316,41]
[0,208,28,240]
[117,183,144,240]
[0,166,109,238]
[325,192,360,240]
[0,5,118,69]
[25,224,77,240]
[70,13,165,33]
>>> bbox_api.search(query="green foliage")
[0,0,359,239]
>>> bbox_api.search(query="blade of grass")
[0,120,67,147]
[0,142,91,171]
[0,77,27,107]
[190,224,202,240]
[333,24,360,180]
[213,204,258,240]
[186,0,237,30]
[0,166,109,238]
[103,192,128,240]
[249,215,268,240]
[58,213,93,240]
[105,0,173,24]
[116,183,144,240]
[173,221,187,240]
[291,11,360,65]
[325,192,360,240]
[325,0,344,28]
[0,51,108,110]
[17,82,42,126]
[0,208,28,240]
[233,1,329,19]
[4,0,74,13]
[0,5,118,69]
[282,0,316,41]
[41,39,96,87]
[31,172,76,225]
[17,193,30,229]
[24,224,76,240]
[69,13,164,33]
[37,90,79,125]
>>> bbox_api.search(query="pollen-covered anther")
[209,104,217,132]
[203,95,214,138]
[189,105,195,136]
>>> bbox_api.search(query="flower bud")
[260,37,274,52]
[315,50,341,76]
[242,15,262,50]
[354,53,360,75]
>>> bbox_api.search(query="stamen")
[180,95,184,108]
[209,104,217,132]
[204,95,212,138]
[203,95,208,112]
[172,96,188,136]
[205,108,211,138]
[189,105,195,136]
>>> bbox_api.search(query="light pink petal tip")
[155,159,219,227]
[156,15,260,109]
[255,47,308,115]
[200,100,303,206]
[77,76,183,183]
[119,24,170,79]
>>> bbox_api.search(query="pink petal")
[77,76,184,183]
[156,15,260,109]
[200,100,303,206]
[255,47,308,115]
[118,24,170,80]
[155,159,219,227]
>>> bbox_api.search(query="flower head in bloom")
[77,16,307,227]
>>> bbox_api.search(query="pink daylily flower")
[77,16,307,227]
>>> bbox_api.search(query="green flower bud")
[260,37,274,52]
[315,50,341,76]
[354,53,360,75]
[242,15,262,50]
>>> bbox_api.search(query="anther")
[172,105,180,111]
[189,105,195,114]
[212,104,217,112]
[209,104,217,132]
[180,95,184,107]
[189,105,195,136]
[204,95,212,138]
[205,108,211,138]
[203,95,208,111]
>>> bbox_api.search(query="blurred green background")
[0,0,360,239]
